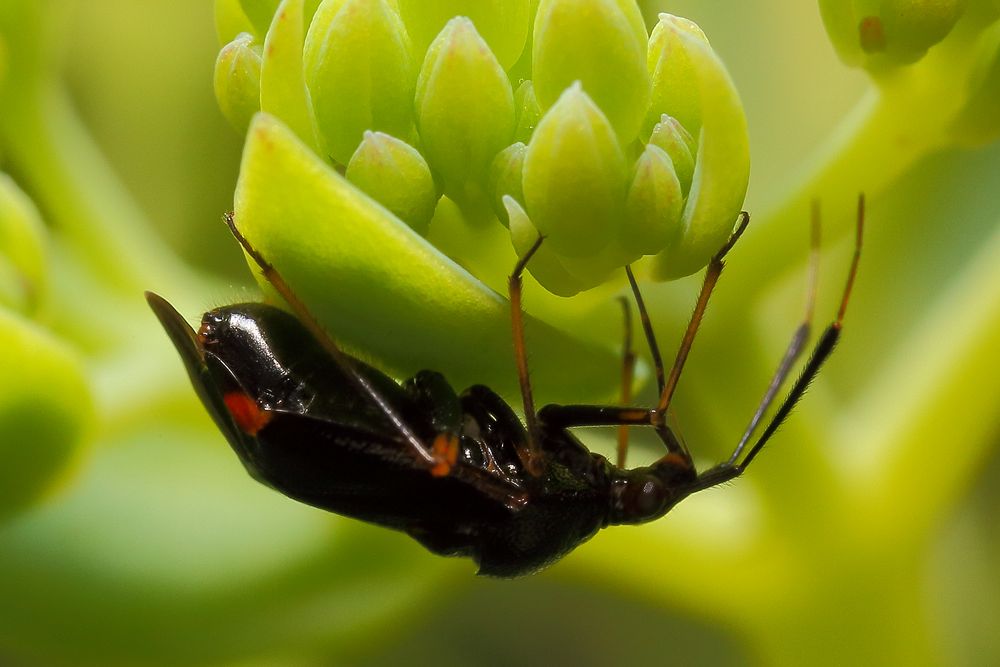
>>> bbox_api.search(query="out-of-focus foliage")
[0,1,998,665]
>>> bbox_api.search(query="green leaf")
[234,113,620,403]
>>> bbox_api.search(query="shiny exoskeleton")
[147,297,703,576]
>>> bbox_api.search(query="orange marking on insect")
[223,391,272,436]
[660,452,692,470]
[430,432,459,478]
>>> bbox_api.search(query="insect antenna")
[725,203,822,466]
[692,195,866,490]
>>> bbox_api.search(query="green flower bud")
[880,0,965,62]
[820,0,966,69]
[0,174,47,314]
[345,131,437,235]
[649,19,749,280]
[513,79,542,144]
[623,143,683,256]
[214,32,263,134]
[533,0,649,142]
[260,0,321,153]
[648,114,695,194]
[0,309,92,522]
[398,0,531,71]
[415,17,515,203]
[522,83,627,259]
[304,0,415,166]
[646,13,709,137]
[488,142,525,227]
[505,196,582,297]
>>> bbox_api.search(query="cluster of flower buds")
[214,0,750,295]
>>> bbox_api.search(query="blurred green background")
[1,0,999,665]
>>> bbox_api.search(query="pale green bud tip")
[533,0,650,142]
[522,82,626,258]
[0,174,48,314]
[215,32,263,133]
[649,114,696,194]
[304,0,415,166]
[345,131,438,235]
[0,311,92,522]
[416,16,514,202]
[646,13,710,137]
[489,143,526,227]
[398,0,531,71]
[623,144,684,257]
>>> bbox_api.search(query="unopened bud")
[346,132,438,235]
[623,144,684,257]
[214,32,263,133]
[522,83,626,258]
[415,17,515,202]
[649,114,696,194]
[304,0,415,165]
[646,13,709,137]
[820,0,966,69]
[533,0,649,142]
[489,143,526,227]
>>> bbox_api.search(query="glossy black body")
[148,298,689,576]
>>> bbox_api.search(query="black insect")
[147,200,863,577]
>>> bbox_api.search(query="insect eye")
[636,478,665,516]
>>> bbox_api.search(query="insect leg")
[694,196,864,491]
[222,213,441,470]
[654,213,750,422]
[625,266,666,395]
[616,297,637,467]
[508,235,546,476]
